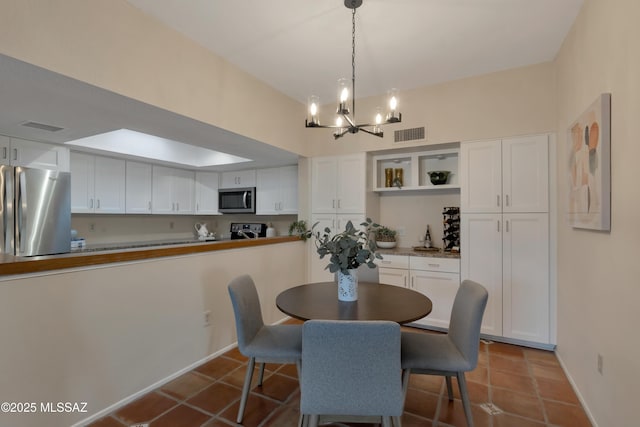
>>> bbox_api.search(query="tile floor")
[87,324,591,427]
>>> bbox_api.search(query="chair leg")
[392,415,402,427]
[382,416,393,427]
[445,375,454,401]
[307,414,319,427]
[401,369,411,401]
[456,371,474,427]
[258,362,266,386]
[237,356,255,423]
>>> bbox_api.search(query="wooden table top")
[276,282,432,324]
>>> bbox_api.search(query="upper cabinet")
[71,152,126,214]
[1,136,70,171]
[220,169,256,188]
[125,161,152,214]
[256,166,298,215]
[312,154,366,214]
[195,171,220,215]
[372,145,460,192]
[152,166,195,214]
[460,135,549,213]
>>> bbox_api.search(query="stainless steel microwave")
[218,187,256,213]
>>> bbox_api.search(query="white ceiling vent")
[21,121,64,132]
[394,126,425,144]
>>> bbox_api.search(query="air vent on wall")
[394,126,425,143]
[20,121,64,132]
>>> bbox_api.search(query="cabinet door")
[94,156,125,213]
[256,168,281,214]
[411,270,460,329]
[502,135,549,213]
[151,166,175,214]
[70,152,95,213]
[460,140,502,213]
[378,267,409,288]
[10,138,69,171]
[461,213,503,336]
[503,213,550,343]
[195,171,220,214]
[172,168,195,214]
[220,170,256,188]
[0,135,10,165]
[336,154,365,213]
[311,157,338,213]
[126,161,152,214]
[278,165,298,214]
[336,214,366,232]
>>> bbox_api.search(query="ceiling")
[0,0,583,170]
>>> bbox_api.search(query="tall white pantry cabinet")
[460,134,551,345]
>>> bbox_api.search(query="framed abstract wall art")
[566,93,611,231]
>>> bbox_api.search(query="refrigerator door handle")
[1,166,14,253]
[16,170,27,254]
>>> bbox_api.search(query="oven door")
[218,187,255,213]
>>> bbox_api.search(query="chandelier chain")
[351,6,356,118]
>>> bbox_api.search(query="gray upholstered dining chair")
[299,319,408,427]
[227,274,302,424]
[401,279,488,427]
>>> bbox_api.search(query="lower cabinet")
[377,254,460,329]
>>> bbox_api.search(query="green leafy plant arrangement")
[375,226,397,242]
[288,220,311,241]
[312,218,382,275]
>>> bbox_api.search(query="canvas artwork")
[567,93,611,231]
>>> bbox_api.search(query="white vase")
[337,269,358,301]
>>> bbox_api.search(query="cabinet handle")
[381,260,392,264]
[148,201,151,210]
[2,147,6,159]
[497,195,500,207]
[410,277,414,289]
[196,203,199,212]
[337,199,341,209]
[176,202,179,211]
[332,199,335,209]
[506,220,509,232]
[497,220,500,232]
[427,263,440,268]
[172,202,175,211]
[403,276,407,287]
[96,199,100,209]
[506,194,510,207]
[90,199,94,209]
[13,148,17,161]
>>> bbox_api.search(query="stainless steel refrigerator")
[1,165,71,257]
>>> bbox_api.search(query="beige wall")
[554,0,640,425]
[0,241,306,427]
[0,0,309,157]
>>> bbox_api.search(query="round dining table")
[276,281,432,324]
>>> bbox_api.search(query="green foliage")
[312,218,382,275]
[375,226,397,241]
[288,220,311,241]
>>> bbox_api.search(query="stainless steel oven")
[218,187,255,213]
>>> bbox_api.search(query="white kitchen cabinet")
[461,213,550,343]
[311,154,365,214]
[256,165,298,215]
[220,169,256,188]
[71,152,125,213]
[1,136,70,171]
[377,255,410,288]
[409,257,460,329]
[195,171,220,214]
[151,165,195,214]
[126,161,152,214]
[460,135,548,213]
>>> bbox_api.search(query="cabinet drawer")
[375,254,409,269]
[410,257,460,273]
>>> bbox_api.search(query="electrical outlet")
[89,223,95,232]
[597,354,603,375]
[203,310,211,327]
[169,221,174,229]
[396,226,406,236]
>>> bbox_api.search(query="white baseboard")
[555,352,598,427]
[72,342,238,427]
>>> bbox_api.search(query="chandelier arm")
[351,6,356,120]
[359,127,384,138]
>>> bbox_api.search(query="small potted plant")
[312,218,381,301]
[288,220,311,241]
[375,226,397,249]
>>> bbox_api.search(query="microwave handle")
[243,191,248,209]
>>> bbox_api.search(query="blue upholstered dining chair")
[299,320,408,427]
[227,274,302,424]
[401,279,488,427]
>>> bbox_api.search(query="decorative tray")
[412,246,442,252]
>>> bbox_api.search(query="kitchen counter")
[377,246,460,259]
[0,236,300,276]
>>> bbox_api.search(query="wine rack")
[442,206,460,252]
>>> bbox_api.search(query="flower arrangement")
[312,218,381,275]
[375,226,397,242]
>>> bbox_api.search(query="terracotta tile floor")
[87,324,591,427]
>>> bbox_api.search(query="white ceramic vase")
[337,269,358,301]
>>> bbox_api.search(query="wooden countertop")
[0,236,301,276]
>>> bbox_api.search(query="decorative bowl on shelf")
[376,241,397,249]
[427,170,451,185]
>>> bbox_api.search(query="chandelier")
[305,0,402,139]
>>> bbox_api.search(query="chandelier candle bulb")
[307,95,320,126]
